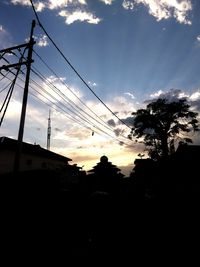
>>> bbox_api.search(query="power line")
[29,89,134,147]
[0,80,12,94]
[3,71,93,131]
[33,50,119,133]
[3,70,134,147]
[30,0,132,130]
[31,64,116,134]
[2,55,134,146]
[29,68,133,144]
[29,72,123,141]
[0,56,23,126]
[6,69,116,140]
[30,68,106,130]
[3,59,133,146]
[19,45,130,139]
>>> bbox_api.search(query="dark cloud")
[119,141,124,146]
[147,88,200,114]
[190,99,200,113]
[145,89,186,104]
[107,119,116,127]
[120,116,135,126]
[55,127,62,132]
[114,128,123,137]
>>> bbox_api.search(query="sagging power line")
[30,0,132,131]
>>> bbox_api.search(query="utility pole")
[47,110,51,150]
[13,20,36,173]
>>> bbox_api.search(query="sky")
[0,0,200,176]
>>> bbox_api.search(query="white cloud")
[11,0,45,11]
[11,0,31,5]
[10,0,193,25]
[122,0,192,25]
[189,91,200,101]
[2,99,22,120]
[150,89,164,98]
[124,92,135,99]
[40,75,83,104]
[149,89,200,109]
[48,0,86,9]
[10,0,101,25]
[99,0,115,5]
[25,34,49,47]
[122,0,134,10]
[79,0,87,4]
[197,35,200,42]
[37,34,49,47]
[35,2,46,12]
[149,89,191,103]
[59,10,101,24]
[88,81,97,87]
[10,0,86,11]
[0,25,12,48]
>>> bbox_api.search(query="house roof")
[0,136,72,162]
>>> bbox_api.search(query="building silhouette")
[0,136,72,175]
[88,155,124,193]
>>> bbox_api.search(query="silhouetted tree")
[129,98,199,159]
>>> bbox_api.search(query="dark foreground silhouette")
[1,147,200,258]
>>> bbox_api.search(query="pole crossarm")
[0,42,35,54]
[0,61,34,71]
[0,41,36,71]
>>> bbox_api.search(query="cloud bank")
[122,0,192,25]
[10,0,101,25]
[59,10,101,24]
[10,0,193,25]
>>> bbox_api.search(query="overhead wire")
[31,64,117,134]
[30,68,106,130]
[33,49,121,134]
[3,69,133,146]
[4,75,134,148]
[18,47,118,135]
[33,50,135,143]
[2,40,134,147]
[29,67,134,145]
[0,53,24,127]
[30,68,128,142]
[30,0,132,130]
[0,81,13,94]
[3,70,94,131]
[3,67,120,141]
[34,54,135,144]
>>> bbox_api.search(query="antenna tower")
[47,110,51,150]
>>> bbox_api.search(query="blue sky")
[1,0,200,175]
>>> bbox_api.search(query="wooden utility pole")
[13,20,36,173]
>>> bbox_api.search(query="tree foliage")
[130,98,199,159]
